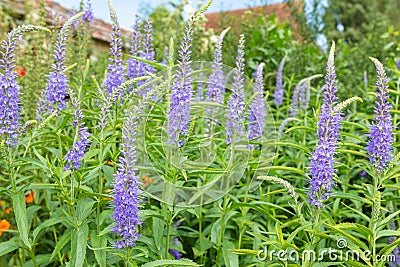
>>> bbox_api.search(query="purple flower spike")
[273,57,285,106]
[37,13,83,119]
[308,42,342,207]
[168,19,195,147]
[248,63,265,140]
[137,18,155,96]
[367,57,394,173]
[113,103,143,248]
[168,238,182,260]
[289,79,310,117]
[127,16,141,88]
[207,28,229,112]
[226,34,246,144]
[104,1,124,99]
[396,58,400,70]
[0,25,47,145]
[359,170,367,177]
[64,92,90,171]
[82,0,94,23]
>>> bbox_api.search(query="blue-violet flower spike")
[273,56,285,106]
[248,63,265,140]
[36,13,83,119]
[1,25,47,145]
[226,34,245,144]
[367,57,394,173]
[104,0,124,99]
[113,102,143,248]
[168,18,195,147]
[308,42,342,207]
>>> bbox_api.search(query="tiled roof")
[204,1,301,31]
[3,0,131,43]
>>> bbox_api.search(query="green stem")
[216,140,236,265]
[29,248,38,267]
[307,208,321,267]
[165,217,171,259]
[238,171,251,249]
[199,191,204,264]
[97,129,104,234]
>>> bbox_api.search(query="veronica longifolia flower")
[168,238,182,260]
[104,0,124,99]
[207,28,229,115]
[0,25,47,145]
[37,13,83,119]
[168,19,195,147]
[64,91,89,171]
[82,0,94,23]
[137,19,155,96]
[273,56,285,106]
[289,79,311,117]
[126,16,141,89]
[308,42,342,207]
[248,63,265,140]
[226,34,245,144]
[367,57,394,173]
[113,102,143,248]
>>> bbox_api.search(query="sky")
[55,0,285,29]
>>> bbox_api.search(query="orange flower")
[15,66,26,77]
[142,176,153,187]
[0,220,10,237]
[25,191,34,204]
[106,160,114,165]
[1,207,12,216]
[103,189,112,201]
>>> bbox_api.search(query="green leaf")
[377,210,400,230]
[26,206,41,230]
[211,218,222,245]
[126,55,166,71]
[11,192,31,248]
[90,230,107,267]
[378,237,400,267]
[324,223,369,251]
[276,222,284,245]
[376,230,400,240]
[152,217,164,251]
[140,259,202,267]
[99,223,114,236]
[0,240,19,256]
[222,240,238,267]
[33,217,65,242]
[76,198,96,223]
[70,223,89,267]
[22,253,53,267]
[229,248,259,256]
[50,229,71,261]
